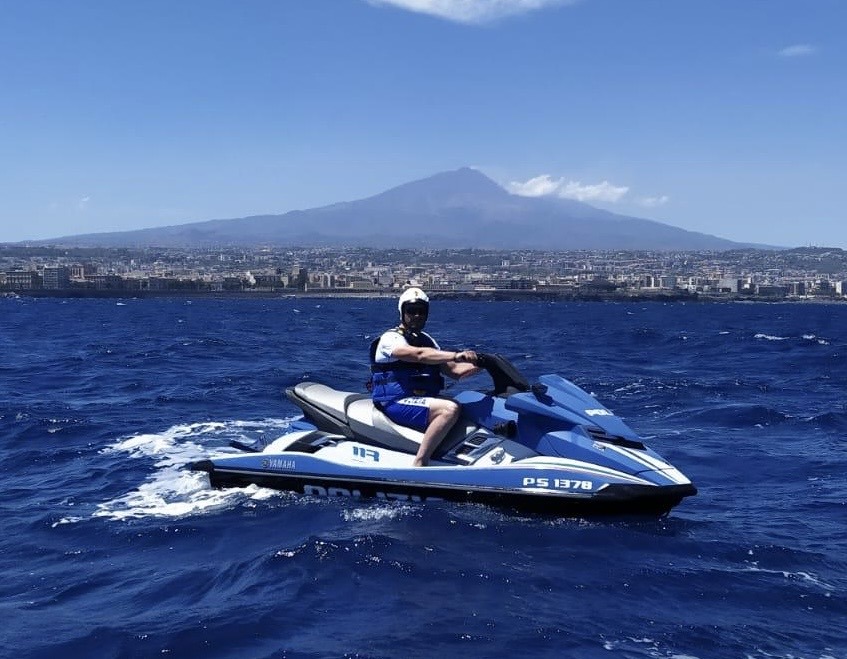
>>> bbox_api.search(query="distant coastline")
[5,288,844,303]
[4,245,846,303]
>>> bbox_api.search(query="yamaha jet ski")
[192,354,696,516]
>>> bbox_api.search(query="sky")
[1,0,844,248]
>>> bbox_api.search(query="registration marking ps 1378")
[523,477,593,490]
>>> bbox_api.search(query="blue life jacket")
[369,327,445,403]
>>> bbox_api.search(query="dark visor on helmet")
[403,302,429,316]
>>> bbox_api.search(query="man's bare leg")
[413,399,460,466]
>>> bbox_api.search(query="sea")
[1,296,845,659]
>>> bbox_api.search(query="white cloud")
[78,195,91,210]
[778,44,817,58]
[508,175,629,203]
[561,180,629,203]
[638,194,669,208]
[367,0,577,24]
[508,174,562,197]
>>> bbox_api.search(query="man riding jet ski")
[192,290,697,516]
[369,287,482,466]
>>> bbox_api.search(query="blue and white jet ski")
[192,355,696,516]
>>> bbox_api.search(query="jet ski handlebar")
[473,353,533,396]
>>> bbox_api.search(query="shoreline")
[4,288,845,303]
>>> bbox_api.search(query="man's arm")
[389,337,480,379]
[391,343,460,365]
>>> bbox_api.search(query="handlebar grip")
[474,352,491,368]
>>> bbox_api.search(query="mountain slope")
[33,168,753,250]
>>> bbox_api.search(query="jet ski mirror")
[531,383,548,395]
[530,382,554,405]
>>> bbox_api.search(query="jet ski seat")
[288,382,478,456]
[288,382,368,428]
[348,399,479,456]
[348,399,423,453]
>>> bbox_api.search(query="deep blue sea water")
[2,296,845,659]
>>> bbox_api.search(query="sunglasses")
[404,306,428,317]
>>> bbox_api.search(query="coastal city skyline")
[4,245,846,301]
[1,1,844,248]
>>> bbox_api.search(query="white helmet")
[398,287,430,313]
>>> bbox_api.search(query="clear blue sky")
[2,0,844,248]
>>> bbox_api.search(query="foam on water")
[61,417,300,523]
[342,504,416,523]
[602,637,701,658]
[740,563,837,593]
[802,333,830,345]
[754,332,831,345]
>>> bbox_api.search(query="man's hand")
[454,350,478,364]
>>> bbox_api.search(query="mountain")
[32,168,756,250]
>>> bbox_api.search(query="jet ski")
[192,354,696,516]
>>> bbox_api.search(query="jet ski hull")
[194,461,695,516]
[191,430,696,517]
